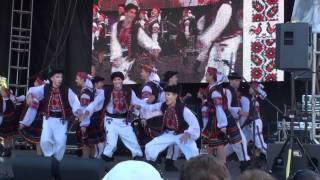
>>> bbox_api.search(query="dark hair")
[239,169,276,180]
[125,3,139,12]
[180,154,230,180]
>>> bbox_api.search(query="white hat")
[103,160,163,180]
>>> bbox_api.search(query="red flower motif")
[251,41,263,54]
[265,73,277,81]
[253,1,264,12]
[251,54,263,66]
[266,0,278,5]
[251,67,264,80]
[265,47,276,59]
[252,13,265,22]
[265,39,275,47]
[265,62,275,72]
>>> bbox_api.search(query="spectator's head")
[239,169,276,180]
[102,160,163,180]
[288,169,320,180]
[180,154,230,180]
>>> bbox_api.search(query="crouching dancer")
[140,85,200,163]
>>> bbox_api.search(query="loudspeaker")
[60,158,108,180]
[275,23,312,71]
[12,156,53,180]
[267,143,320,178]
[12,156,109,180]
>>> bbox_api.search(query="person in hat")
[200,67,228,164]
[75,72,105,159]
[110,3,161,84]
[82,71,146,161]
[223,72,251,172]
[20,75,46,156]
[140,85,200,163]
[241,82,267,161]
[0,77,17,157]
[24,69,82,161]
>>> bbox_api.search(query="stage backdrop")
[91,0,284,84]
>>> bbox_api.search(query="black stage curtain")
[0,0,92,87]
[0,0,11,77]
[31,0,92,87]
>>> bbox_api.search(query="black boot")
[101,154,114,162]
[239,161,250,172]
[51,156,61,180]
[165,159,178,171]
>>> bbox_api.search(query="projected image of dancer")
[110,3,161,84]
[194,0,242,82]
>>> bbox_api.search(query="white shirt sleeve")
[183,107,200,140]
[137,27,161,52]
[110,22,122,61]
[141,102,163,112]
[131,90,148,107]
[84,89,105,117]
[68,88,81,115]
[27,85,45,101]
[239,96,250,126]
[20,107,38,127]
[212,91,228,129]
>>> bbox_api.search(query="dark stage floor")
[0,150,264,180]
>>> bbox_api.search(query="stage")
[0,150,258,180]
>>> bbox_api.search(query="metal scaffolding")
[7,0,34,96]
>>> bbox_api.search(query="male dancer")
[224,72,250,171]
[241,82,267,161]
[83,72,146,161]
[24,69,81,161]
[141,85,200,163]
[110,3,161,84]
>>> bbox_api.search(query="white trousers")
[242,118,267,155]
[145,131,199,161]
[224,121,250,161]
[40,117,68,161]
[103,116,143,158]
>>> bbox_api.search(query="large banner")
[92,0,284,84]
